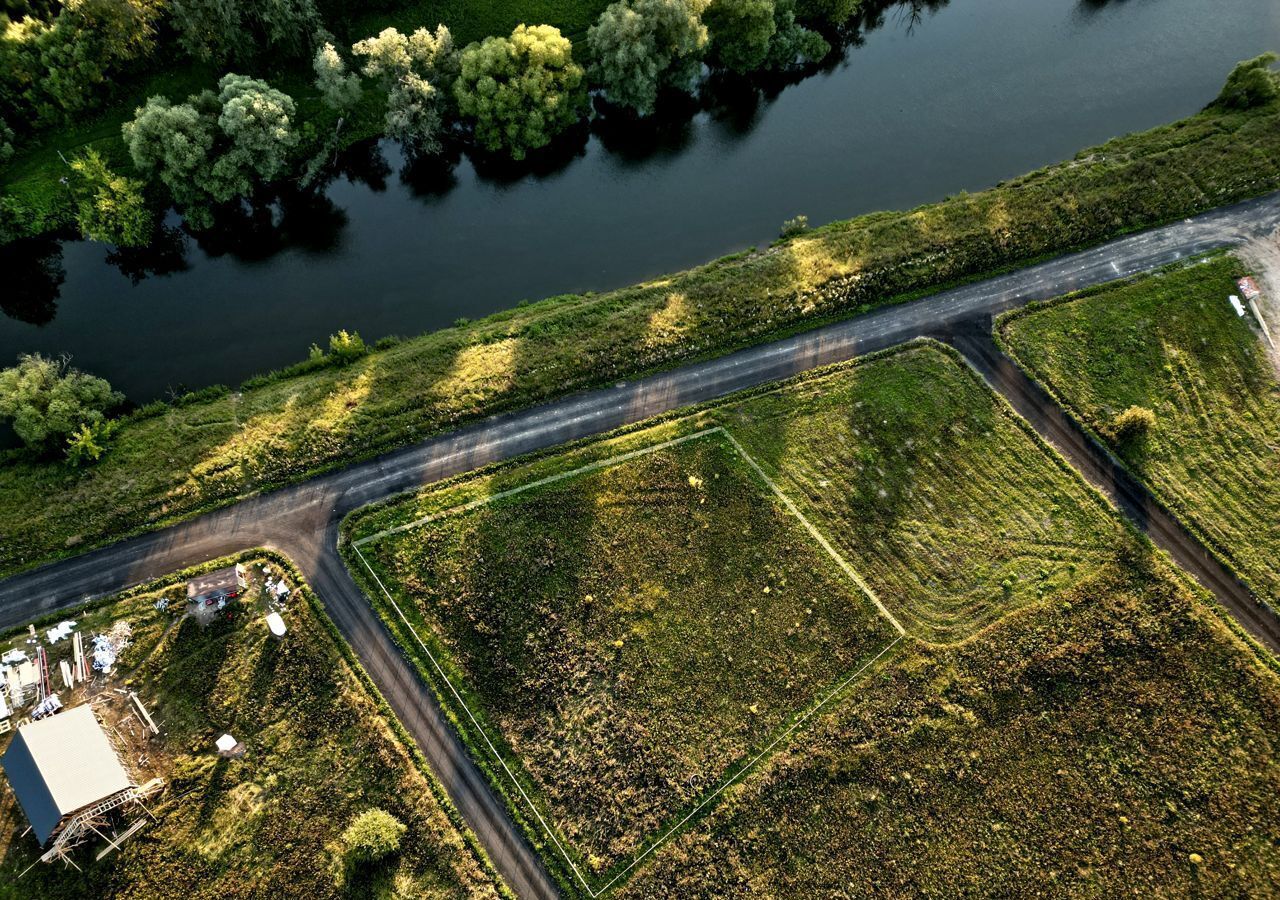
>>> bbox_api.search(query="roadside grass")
[353,429,899,883]
[999,255,1280,606]
[617,557,1280,897]
[2,98,1279,578]
[716,343,1121,642]
[0,553,505,900]
[344,342,1148,894]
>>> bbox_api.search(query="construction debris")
[31,693,62,720]
[128,692,159,736]
[45,621,75,644]
[91,622,134,674]
[215,733,245,758]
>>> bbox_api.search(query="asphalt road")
[3,192,1279,898]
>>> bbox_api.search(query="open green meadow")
[0,555,503,900]
[346,341,1170,893]
[2,97,1280,579]
[618,558,1280,897]
[1000,255,1280,606]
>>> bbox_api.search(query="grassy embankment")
[0,0,609,239]
[1000,255,1280,606]
[0,553,506,900]
[344,342,1178,894]
[1,97,1278,577]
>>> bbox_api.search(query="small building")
[187,564,247,607]
[1,704,135,846]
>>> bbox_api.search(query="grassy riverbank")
[0,97,1279,576]
[999,255,1280,605]
[0,552,505,899]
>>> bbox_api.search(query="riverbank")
[0,94,1277,577]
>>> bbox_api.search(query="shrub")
[328,329,367,362]
[65,418,116,465]
[1111,404,1156,444]
[779,214,809,238]
[341,808,406,865]
[0,353,122,454]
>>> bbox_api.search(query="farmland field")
[0,555,503,900]
[346,341,1146,893]
[1000,255,1280,606]
[618,558,1280,897]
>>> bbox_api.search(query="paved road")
[3,192,1279,898]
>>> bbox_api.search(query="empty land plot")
[715,343,1123,642]
[618,558,1280,898]
[0,556,502,900]
[1000,255,1280,605]
[351,430,898,886]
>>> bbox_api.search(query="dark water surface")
[3,0,1278,401]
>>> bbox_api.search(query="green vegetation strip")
[999,255,1280,606]
[343,342,1166,894]
[2,97,1279,577]
[0,550,507,899]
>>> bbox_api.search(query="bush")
[779,214,809,238]
[0,353,122,454]
[65,419,116,465]
[1111,405,1156,444]
[328,329,367,363]
[1215,53,1278,110]
[341,808,406,865]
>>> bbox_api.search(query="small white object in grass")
[1229,295,1246,317]
[215,733,238,753]
[266,612,287,638]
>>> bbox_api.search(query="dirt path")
[1237,228,1280,375]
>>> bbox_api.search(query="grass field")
[352,428,900,885]
[3,97,1280,580]
[0,554,504,900]
[345,341,1156,894]
[617,557,1280,897]
[1000,255,1280,606]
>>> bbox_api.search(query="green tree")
[766,0,828,69]
[704,0,775,74]
[0,354,122,454]
[122,95,217,214]
[313,41,362,113]
[454,25,587,160]
[0,116,13,164]
[587,0,709,116]
[794,0,860,27]
[204,73,299,203]
[69,149,153,246]
[171,0,318,64]
[386,74,444,155]
[341,808,406,865]
[1215,53,1279,110]
[351,25,457,87]
[32,0,162,120]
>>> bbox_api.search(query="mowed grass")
[3,97,1280,578]
[718,344,1121,642]
[353,431,898,881]
[1000,255,1280,604]
[0,556,503,900]
[346,342,1147,893]
[618,558,1280,898]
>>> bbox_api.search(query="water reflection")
[0,238,64,327]
[106,224,190,285]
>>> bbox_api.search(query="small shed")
[187,564,247,607]
[1,705,135,845]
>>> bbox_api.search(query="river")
[2,0,1278,402]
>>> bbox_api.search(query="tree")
[1215,53,1279,110]
[385,74,444,155]
[313,41,362,113]
[1112,405,1156,445]
[704,0,775,74]
[122,94,217,211]
[171,0,319,64]
[204,73,299,203]
[351,25,457,87]
[32,0,162,120]
[0,116,15,164]
[454,25,587,160]
[793,0,859,27]
[69,149,153,246]
[0,354,122,454]
[765,0,828,70]
[587,0,709,116]
[341,809,406,865]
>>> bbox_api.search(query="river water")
[2,0,1278,402]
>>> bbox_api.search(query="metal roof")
[1,705,133,845]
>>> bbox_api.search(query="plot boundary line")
[352,425,904,895]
